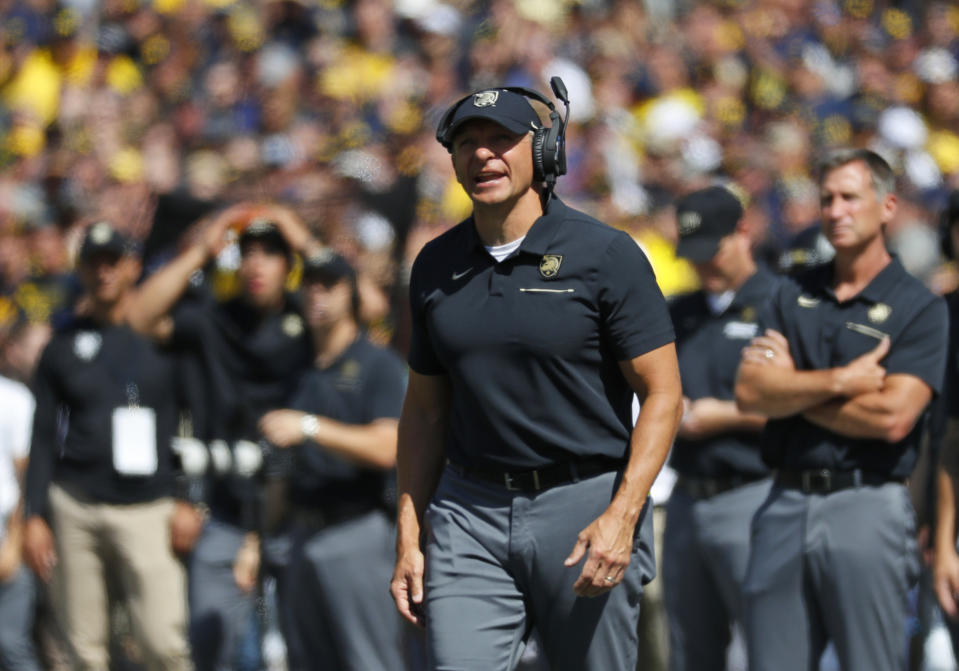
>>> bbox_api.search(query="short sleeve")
[407,253,446,375]
[365,350,407,421]
[598,233,675,361]
[884,296,948,395]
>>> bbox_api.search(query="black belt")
[292,500,379,531]
[676,473,767,500]
[447,456,623,493]
[775,468,902,495]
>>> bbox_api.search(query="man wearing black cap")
[662,185,776,670]
[22,221,192,670]
[390,84,682,670]
[257,251,407,671]
[736,149,948,670]
[127,203,321,671]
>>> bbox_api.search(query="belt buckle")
[802,469,832,493]
[504,472,519,491]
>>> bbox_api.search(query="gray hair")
[817,148,895,199]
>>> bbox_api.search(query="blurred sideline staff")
[736,149,948,671]
[663,185,776,670]
[932,189,959,652]
[258,251,408,671]
[23,222,193,671]
[128,203,322,671]
[0,310,49,671]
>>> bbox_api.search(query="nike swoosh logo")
[451,268,473,281]
[797,295,820,308]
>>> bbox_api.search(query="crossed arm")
[735,329,933,443]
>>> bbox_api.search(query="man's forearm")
[736,361,841,418]
[127,244,208,334]
[395,400,447,550]
[801,374,932,443]
[610,388,682,524]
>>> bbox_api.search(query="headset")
[436,77,571,191]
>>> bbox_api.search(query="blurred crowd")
[2,0,959,670]
[0,0,957,331]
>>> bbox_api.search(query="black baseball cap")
[301,250,355,284]
[79,221,137,262]
[438,89,541,149]
[674,186,744,262]
[238,219,292,259]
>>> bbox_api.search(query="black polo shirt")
[408,197,675,470]
[25,318,179,519]
[670,268,778,479]
[172,294,313,441]
[759,257,948,479]
[288,335,407,509]
[171,293,313,522]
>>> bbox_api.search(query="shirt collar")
[460,194,566,258]
[818,255,904,303]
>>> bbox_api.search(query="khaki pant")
[48,483,192,671]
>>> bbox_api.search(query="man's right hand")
[390,544,426,627]
[935,542,959,619]
[23,517,56,583]
[834,337,889,397]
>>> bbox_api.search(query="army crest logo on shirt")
[867,303,892,324]
[74,331,102,361]
[539,254,563,279]
[281,314,304,338]
[473,90,499,107]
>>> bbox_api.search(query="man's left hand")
[563,510,635,597]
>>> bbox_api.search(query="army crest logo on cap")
[90,222,113,243]
[281,314,304,338]
[678,211,701,236]
[539,254,563,279]
[867,303,892,324]
[74,331,102,361]
[473,90,499,107]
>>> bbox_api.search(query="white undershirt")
[0,375,34,543]
[706,290,735,316]
[485,236,526,262]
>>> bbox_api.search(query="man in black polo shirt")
[128,203,320,671]
[663,185,775,670]
[735,148,948,670]
[22,222,192,670]
[258,251,407,671]
[390,84,682,670]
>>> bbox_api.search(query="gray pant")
[188,519,254,671]
[425,465,655,671]
[0,565,41,671]
[188,519,291,671]
[663,478,771,671]
[744,482,919,671]
[284,508,405,671]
